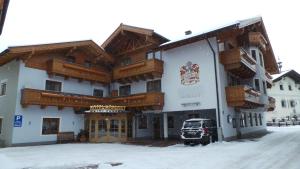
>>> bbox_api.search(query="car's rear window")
[183,121,201,128]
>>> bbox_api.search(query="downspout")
[205,38,222,129]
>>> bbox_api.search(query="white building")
[266,70,300,122]
[0,17,279,147]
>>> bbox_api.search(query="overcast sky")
[0,0,299,73]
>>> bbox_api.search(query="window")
[138,115,147,129]
[244,113,248,127]
[290,100,296,108]
[251,50,257,61]
[42,118,60,135]
[168,116,174,128]
[93,89,103,98]
[240,116,244,128]
[249,113,253,127]
[154,51,161,60]
[120,57,131,66]
[259,114,263,125]
[98,120,107,137]
[254,79,260,91]
[110,120,119,137]
[262,81,267,94]
[146,52,154,60]
[147,80,161,92]
[84,60,92,68]
[254,113,258,126]
[66,56,76,63]
[0,118,2,134]
[90,120,95,138]
[0,82,7,96]
[259,52,264,68]
[280,84,284,90]
[119,85,131,96]
[232,118,236,128]
[289,85,292,91]
[45,80,62,92]
[281,100,287,108]
[121,120,126,136]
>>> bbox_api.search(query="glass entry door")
[87,114,127,143]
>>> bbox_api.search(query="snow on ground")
[1,126,300,169]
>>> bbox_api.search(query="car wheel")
[183,141,190,145]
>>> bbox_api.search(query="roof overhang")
[0,40,114,66]
[273,70,300,83]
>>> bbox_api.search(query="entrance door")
[127,118,133,138]
[153,117,161,139]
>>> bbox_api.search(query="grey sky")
[0,0,299,73]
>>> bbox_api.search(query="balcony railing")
[21,88,164,111]
[47,59,111,84]
[21,88,106,109]
[225,85,262,108]
[111,92,164,110]
[220,48,256,78]
[113,59,163,83]
[267,96,276,111]
[265,71,273,88]
[249,32,268,52]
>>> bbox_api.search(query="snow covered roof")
[160,16,263,48]
[272,70,300,83]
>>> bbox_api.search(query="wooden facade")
[47,58,111,84]
[225,85,262,109]
[248,32,268,52]
[113,59,163,83]
[267,96,276,111]
[220,48,256,78]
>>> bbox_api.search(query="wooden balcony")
[47,59,111,84]
[265,72,273,88]
[111,92,164,110]
[113,59,163,83]
[21,88,106,109]
[220,48,256,78]
[225,85,263,109]
[248,32,268,52]
[267,96,276,111]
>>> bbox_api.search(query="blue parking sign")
[14,115,23,127]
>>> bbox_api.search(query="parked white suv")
[181,118,217,145]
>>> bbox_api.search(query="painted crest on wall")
[180,61,199,85]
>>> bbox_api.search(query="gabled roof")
[159,16,279,74]
[0,40,114,66]
[0,0,10,35]
[102,23,169,55]
[272,70,300,84]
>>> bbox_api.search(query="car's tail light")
[203,128,208,134]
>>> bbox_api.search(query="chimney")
[185,30,192,35]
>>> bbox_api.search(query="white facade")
[267,73,300,121]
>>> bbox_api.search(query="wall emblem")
[180,61,199,85]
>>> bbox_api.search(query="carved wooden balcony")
[21,88,106,109]
[111,92,164,110]
[47,59,111,84]
[267,96,276,111]
[220,48,256,78]
[113,59,163,83]
[265,71,273,88]
[248,32,268,52]
[225,85,263,109]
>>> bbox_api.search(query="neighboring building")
[266,70,300,122]
[0,0,9,35]
[0,17,279,147]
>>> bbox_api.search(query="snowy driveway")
[1,126,300,169]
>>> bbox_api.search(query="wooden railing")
[21,88,107,109]
[111,92,164,110]
[21,88,164,110]
[220,48,256,78]
[47,59,111,84]
[249,32,268,52]
[265,71,273,88]
[267,96,276,111]
[113,59,163,82]
[225,85,262,108]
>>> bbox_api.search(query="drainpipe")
[205,38,222,141]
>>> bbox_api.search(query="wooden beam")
[65,46,77,56]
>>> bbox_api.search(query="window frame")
[41,117,60,135]
[281,100,287,108]
[45,80,63,92]
[0,80,7,96]
[146,80,161,92]
[288,85,292,91]
[93,88,104,98]
[0,117,3,135]
[280,84,284,90]
[119,85,131,96]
